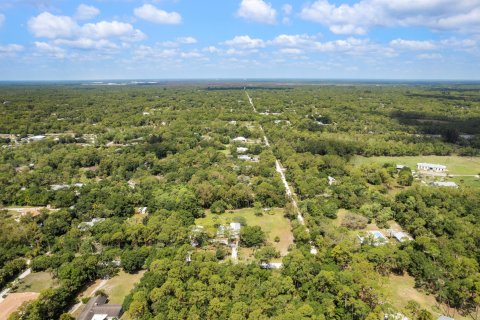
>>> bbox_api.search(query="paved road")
[0,260,31,303]
[246,91,317,255]
[448,174,480,178]
[231,241,239,263]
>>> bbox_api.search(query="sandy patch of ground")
[0,292,39,319]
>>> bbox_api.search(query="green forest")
[0,83,479,320]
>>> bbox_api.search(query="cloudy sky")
[0,0,479,80]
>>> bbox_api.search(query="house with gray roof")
[77,295,122,320]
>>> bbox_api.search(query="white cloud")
[0,43,23,56]
[440,38,477,50]
[269,34,397,57]
[390,39,436,50]
[279,48,303,54]
[177,37,197,44]
[28,11,145,60]
[135,45,177,59]
[225,48,260,56]
[54,38,117,50]
[28,12,145,43]
[224,35,265,49]
[180,51,202,58]
[271,34,318,47]
[34,41,66,59]
[134,4,181,24]
[28,12,78,38]
[162,36,197,47]
[75,4,100,20]
[133,45,204,61]
[282,4,293,15]
[0,14,4,28]
[417,53,442,59]
[237,0,277,24]
[81,21,145,41]
[203,46,221,53]
[300,0,480,35]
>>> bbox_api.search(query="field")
[449,175,480,188]
[102,270,145,304]
[0,292,39,319]
[351,155,480,175]
[72,270,145,317]
[15,272,57,293]
[1,206,51,220]
[384,274,468,320]
[196,207,294,257]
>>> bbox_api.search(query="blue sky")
[0,0,479,80]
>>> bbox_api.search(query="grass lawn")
[450,175,480,188]
[72,270,145,317]
[196,207,294,257]
[15,272,57,293]
[102,270,145,304]
[2,206,50,219]
[332,208,348,228]
[351,155,480,175]
[384,274,468,320]
[77,279,105,299]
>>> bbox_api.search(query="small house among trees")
[77,295,122,320]
[417,163,447,172]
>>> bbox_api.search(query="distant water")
[0,79,480,86]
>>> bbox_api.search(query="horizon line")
[1,78,480,83]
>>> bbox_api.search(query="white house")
[236,147,248,153]
[260,262,283,269]
[431,181,458,188]
[229,222,241,237]
[417,163,447,172]
[389,230,413,242]
[30,135,46,141]
[238,155,252,161]
[50,184,70,191]
[328,176,336,186]
[78,218,105,230]
[238,155,258,162]
[232,137,247,143]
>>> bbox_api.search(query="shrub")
[341,213,368,230]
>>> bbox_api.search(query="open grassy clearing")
[1,206,54,219]
[351,155,480,175]
[75,278,105,302]
[196,207,294,257]
[449,175,480,188]
[384,274,468,320]
[0,292,39,320]
[72,270,145,317]
[102,270,145,304]
[15,272,57,293]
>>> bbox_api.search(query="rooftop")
[417,162,447,169]
[77,295,122,320]
[431,181,458,188]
